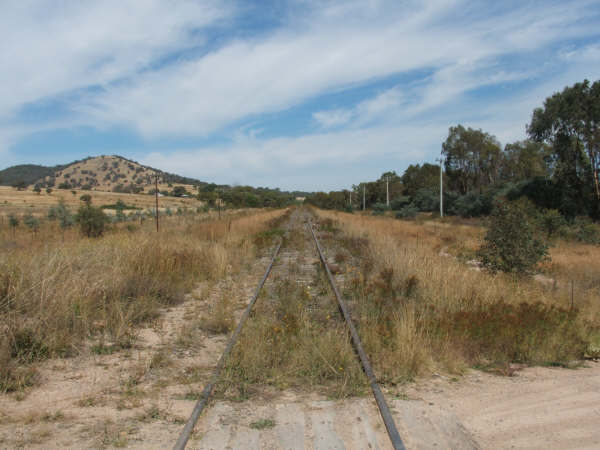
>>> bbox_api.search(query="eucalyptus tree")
[528,79,600,213]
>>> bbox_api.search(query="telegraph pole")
[437,158,444,218]
[362,184,366,211]
[155,175,159,232]
[217,189,221,219]
[385,176,390,208]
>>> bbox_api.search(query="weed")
[198,294,234,334]
[77,394,106,407]
[249,418,276,429]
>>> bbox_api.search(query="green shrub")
[436,301,588,366]
[395,205,419,219]
[573,219,600,244]
[23,213,40,234]
[451,192,493,218]
[8,214,19,234]
[538,209,567,238]
[477,199,549,275]
[76,198,109,237]
[390,196,411,210]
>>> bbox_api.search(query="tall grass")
[0,208,287,392]
[313,209,599,380]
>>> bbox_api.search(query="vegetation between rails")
[0,207,288,392]
[217,210,367,399]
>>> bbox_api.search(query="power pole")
[437,158,444,218]
[155,175,159,232]
[362,184,366,211]
[386,176,390,208]
[217,189,221,219]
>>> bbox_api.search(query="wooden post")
[386,176,389,207]
[570,280,574,311]
[155,175,159,232]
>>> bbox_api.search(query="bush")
[477,199,549,275]
[538,209,567,238]
[411,188,439,212]
[390,196,411,210]
[573,219,600,244]
[76,200,109,238]
[371,203,389,215]
[437,301,587,366]
[395,205,419,219]
[451,192,493,218]
[23,213,40,234]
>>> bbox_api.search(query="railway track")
[174,208,406,450]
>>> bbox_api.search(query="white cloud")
[78,0,596,137]
[313,86,404,128]
[0,0,231,120]
[313,109,354,128]
[140,123,444,191]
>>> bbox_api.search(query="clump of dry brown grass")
[0,208,288,392]
[198,294,234,334]
[313,208,600,378]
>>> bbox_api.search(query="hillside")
[0,155,204,194]
[0,163,68,187]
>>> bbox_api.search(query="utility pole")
[437,158,444,218]
[155,175,159,232]
[362,184,366,211]
[385,176,390,208]
[217,189,221,219]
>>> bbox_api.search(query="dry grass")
[0,184,202,218]
[0,207,288,392]
[198,293,234,334]
[313,208,600,380]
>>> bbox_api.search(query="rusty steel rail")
[173,240,283,450]
[309,224,407,450]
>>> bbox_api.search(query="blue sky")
[1,0,599,191]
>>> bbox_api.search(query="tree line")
[306,78,600,221]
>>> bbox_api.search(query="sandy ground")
[402,361,600,449]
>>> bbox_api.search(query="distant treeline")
[306,78,600,221]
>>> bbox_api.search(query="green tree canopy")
[442,125,503,194]
[401,163,440,197]
[500,140,551,182]
[528,79,600,213]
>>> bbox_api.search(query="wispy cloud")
[0,0,231,120]
[141,122,441,191]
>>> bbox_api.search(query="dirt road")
[403,361,600,449]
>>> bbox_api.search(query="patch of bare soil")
[402,361,600,449]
